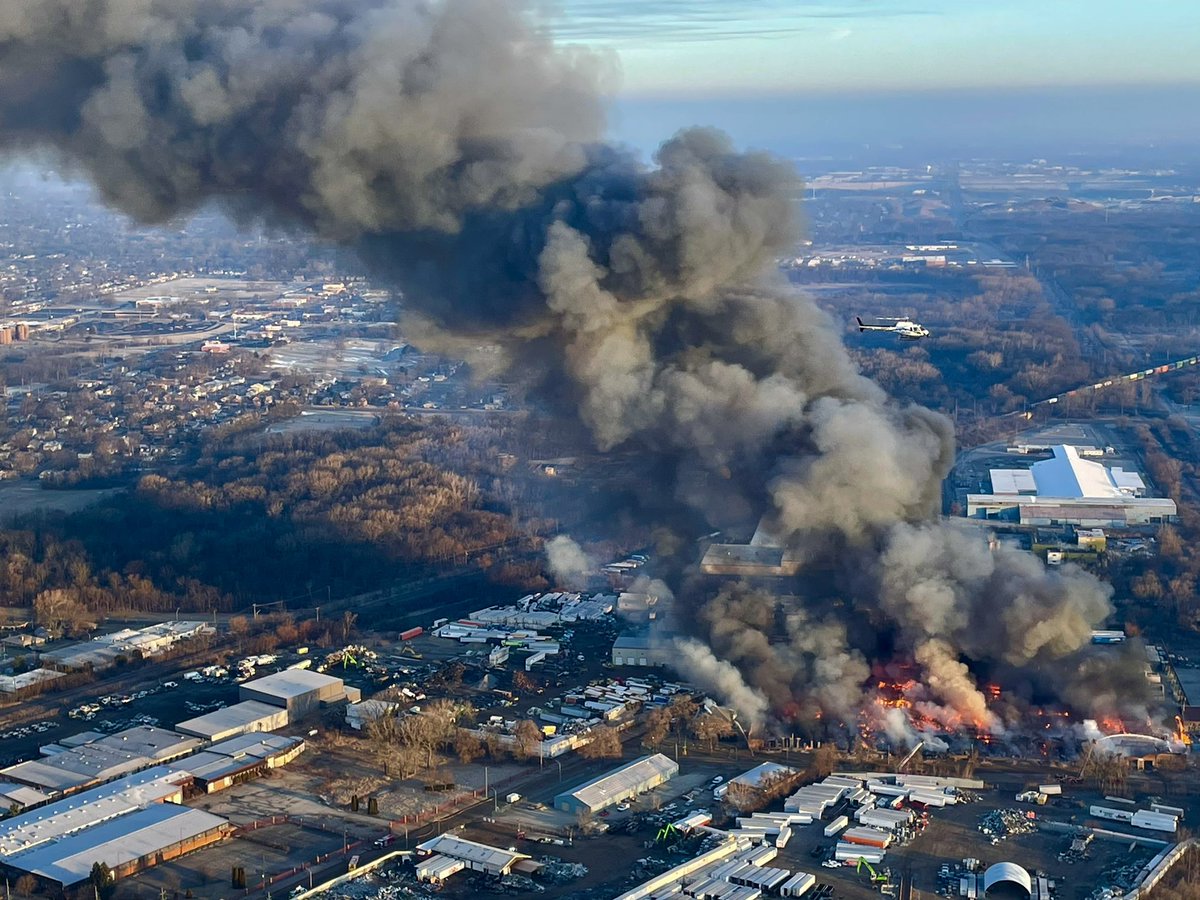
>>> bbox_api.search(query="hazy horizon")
[611,83,1200,164]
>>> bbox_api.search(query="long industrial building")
[168,733,305,793]
[176,699,289,741]
[0,726,201,797]
[967,445,1176,527]
[555,753,678,815]
[5,803,228,888]
[0,767,231,889]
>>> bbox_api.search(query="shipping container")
[842,826,892,849]
[1090,805,1134,823]
[779,872,816,898]
[835,844,885,864]
[1132,810,1178,833]
[824,815,849,837]
[399,626,424,641]
[1151,803,1185,820]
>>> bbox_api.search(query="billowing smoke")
[0,0,1147,737]
[545,535,594,590]
[674,638,770,731]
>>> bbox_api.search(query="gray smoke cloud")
[674,637,770,731]
[545,535,593,590]
[0,0,1145,739]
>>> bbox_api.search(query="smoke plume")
[0,0,1147,738]
[545,535,594,590]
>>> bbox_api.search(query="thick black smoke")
[0,0,1145,734]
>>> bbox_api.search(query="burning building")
[0,0,1154,742]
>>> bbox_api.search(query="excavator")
[856,858,889,885]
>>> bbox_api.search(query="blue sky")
[551,1,1200,96]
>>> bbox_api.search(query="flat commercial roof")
[6,803,227,886]
[416,834,529,874]
[988,468,1037,495]
[1,727,198,793]
[0,767,188,855]
[558,754,678,811]
[0,783,50,808]
[175,700,286,737]
[91,726,200,761]
[205,732,301,759]
[240,669,342,699]
[991,445,1146,501]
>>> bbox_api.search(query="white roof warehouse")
[4,803,228,888]
[967,444,1176,527]
[0,767,231,889]
[554,753,678,815]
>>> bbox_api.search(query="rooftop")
[559,754,678,810]
[205,732,303,760]
[415,834,529,873]
[731,762,798,789]
[5,803,227,886]
[989,445,1147,500]
[240,668,343,699]
[0,767,189,855]
[175,699,285,736]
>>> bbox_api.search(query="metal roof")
[205,732,302,760]
[557,754,678,811]
[731,762,797,789]
[0,767,188,855]
[983,862,1032,895]
[240,668,343,699]
[416,834,529,873]
[6,803,227,886]
[91,726,200,760]
[988,469,1037,495]
[990,445,1152,500]
[176,700,286,737]
[0,783,49,808]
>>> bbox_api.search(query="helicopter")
[855,315,930,341]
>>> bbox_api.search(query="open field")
[0,479,122,522]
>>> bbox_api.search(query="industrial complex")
[966,444,1177,526]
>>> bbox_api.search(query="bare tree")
[513,719,542,760]
[33,588,94,638]
[691,713,734,751]
[579,726,623,759]
[453,729,484,764]
[341,610,358,643]
[643,707,672,750]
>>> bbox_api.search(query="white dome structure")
[983,862,1032,899]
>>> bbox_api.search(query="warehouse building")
[40,621,214,671]
[555,753,678,816]
[967,445,1176,527]
[3,802,228,888]
[1,727,200,797]
[0,782,49,812]
[611,633,676,668]
[0,768,192,857]
[239,669,347,718]
[415,834,533,878]
[176,699,289,741]
[170,733,305,793]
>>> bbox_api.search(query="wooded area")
[0,417,547,624]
